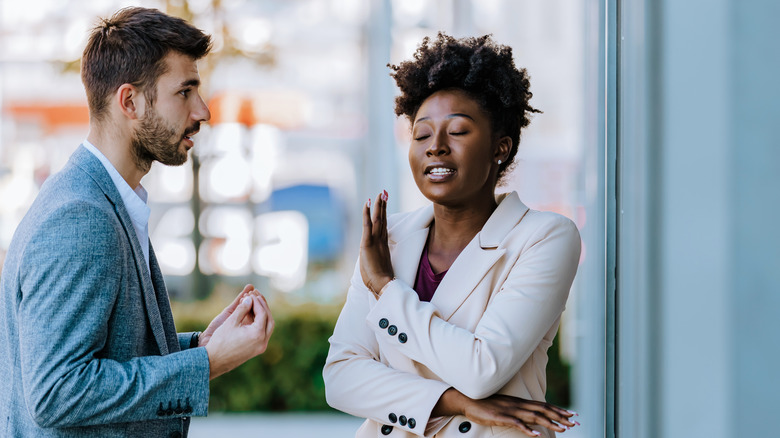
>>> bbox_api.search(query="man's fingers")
[228,296,253,327]
[224,284,255,313]
[249,295,269,332]
[255,294,275,338]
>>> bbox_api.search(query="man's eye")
[414,134,430,141]
[179,89,191,97]
[450,131,467,136]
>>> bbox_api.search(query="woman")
[324,33,581,437]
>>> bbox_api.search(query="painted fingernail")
[382,190,388,201]
[567,410,579,416]
[574,421,581,426]
[367,198,371,208]
[531,432,540,437]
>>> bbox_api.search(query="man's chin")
[157,152,189,167]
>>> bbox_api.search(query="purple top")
[412,244,448,302]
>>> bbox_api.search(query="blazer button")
[379,318,389,329]
[398,333,408,343]
[381,424,393,435]
[157,402,165,417]
[387,325,398,336]
[174,399,184,414]
[408,418,416,429]
[459,421,472,433]
[399,415,407,426]
[165,402,174,416]
[388,413,397,423]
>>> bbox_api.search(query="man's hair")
[389,33,540,182]
[81,7,212,121]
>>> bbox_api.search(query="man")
[0,7,274,437]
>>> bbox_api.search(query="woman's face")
[409,89,508,208]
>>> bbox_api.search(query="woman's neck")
[427,196,498,273]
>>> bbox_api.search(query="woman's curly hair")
[389,32,540,182]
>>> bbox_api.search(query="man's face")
[131,51,210,168]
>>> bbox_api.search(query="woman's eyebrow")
[414,113,475,124]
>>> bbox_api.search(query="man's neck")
[87,126,146,189]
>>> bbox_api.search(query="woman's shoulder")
[505,208,581,261]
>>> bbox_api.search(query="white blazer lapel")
[430,238,506,321]
[431,192,529,321]
[387,205,433,286]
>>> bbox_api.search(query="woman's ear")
[495,136,512,163]
[116,84,142,120]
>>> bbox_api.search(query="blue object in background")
[268,184,346,262]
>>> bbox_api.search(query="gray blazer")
[0,145,210,437]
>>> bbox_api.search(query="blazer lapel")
[388,204,434,286]
[431,192,529,321]
[73,145,170,355]
[150,245,180,353]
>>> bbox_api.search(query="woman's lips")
[425,166,456,181]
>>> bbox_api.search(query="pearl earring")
[497,159,502,165]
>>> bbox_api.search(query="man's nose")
[192,94,211,122]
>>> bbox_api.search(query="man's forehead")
[158,52,201,84]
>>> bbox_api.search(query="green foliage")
[545,333,572,408]
[175,301,340,412]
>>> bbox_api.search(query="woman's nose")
[426,131,450,156]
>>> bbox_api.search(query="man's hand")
[198,284,255,347]
[203,292,275,380]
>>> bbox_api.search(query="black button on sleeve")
[408,418,416,429]
[379,318,389,329]
[459,421,472,433]
[157,402,165,416]
[398,333,408,343]
[399,415,407,426]
[165,402,174,416]
[387,325,398,336]
[174,399,183,414]
[381,424,394,435]
[388,413,397,423]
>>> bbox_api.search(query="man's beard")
[131,107,199,172]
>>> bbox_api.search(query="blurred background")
[3,0,777,437]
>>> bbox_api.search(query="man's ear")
[116,84,143,120]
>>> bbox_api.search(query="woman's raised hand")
[360,190,395,297]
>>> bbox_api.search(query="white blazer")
[324,192,581,438]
